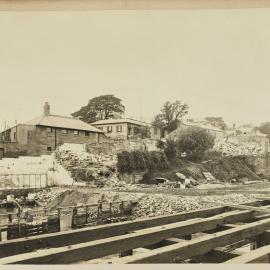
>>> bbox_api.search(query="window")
[98,126,103,131]
[116,125,122,133]
[154,127,158,135]
[73,130,79,135]
[14,132,16,140]
[47,146,52,151]
[85,131,90,136]
[107,126,113,133]
[46,127,53,133]
[61,129,67,134]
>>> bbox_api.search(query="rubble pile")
[214,139,266,156]
[131,193,256,219]
[54,149,118,185]
[33,189,65,207]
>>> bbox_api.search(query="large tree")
[205,117,227,130]
[152,100,189,133]
[72,94,125,123]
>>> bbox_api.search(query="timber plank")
[0,209,254,264]
[0,205,228,258]
[225,244,270,263]
[116,217,270,263]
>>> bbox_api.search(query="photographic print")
[0,0,270,265]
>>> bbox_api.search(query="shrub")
[117,151,135,173]
[117,150,169,174]
[157,138,177,160]
[177,127,215,161]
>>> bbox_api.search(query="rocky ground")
[54,149,118,186]
[213,138,266,156]
[32,188,261,220]
[130,193,257,219]
[33,189,65,207]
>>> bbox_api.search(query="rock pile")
[214,139,265,156]
[33,189,65,207]
[54,149,118,185]
[131,193,256,219]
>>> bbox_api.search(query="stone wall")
[0,125,103,157]
[0,142,48,157]
[34,126,100,150]
[86,138,158,155]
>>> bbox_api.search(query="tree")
[177,127,215,161]
[205,117,227,130]
[152,101,189,133]
[72,94,125,123]
[256,122,270,140]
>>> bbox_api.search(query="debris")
[202,172,215,181]
[176,172,186,180]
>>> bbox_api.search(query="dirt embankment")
[141,156,262,184]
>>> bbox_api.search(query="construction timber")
[1,198,270,264]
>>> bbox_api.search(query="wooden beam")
[162,237,245,263]
[191,249,245,263]
[0,205,228,258]
[225,244,270,263]
[116,217,270,264]
[222,223,242,229]
[213,202,270,214]
[0,210,254,264]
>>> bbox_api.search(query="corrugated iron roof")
[91,118,149,127]
[25,114,104,133]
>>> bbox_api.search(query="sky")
[0,9,270,130]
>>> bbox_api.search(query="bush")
[117,151,135,173]
[177,127,215,161]
[157,138,177,160]
[117,150,169,174]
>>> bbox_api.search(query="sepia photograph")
[1,0,270,265]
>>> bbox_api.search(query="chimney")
[43,102,50,116]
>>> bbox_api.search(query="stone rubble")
[131,193,256,219]
[33,189,65,207]
[54,149,118,185]
[214,138,266,156]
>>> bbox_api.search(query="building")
[91,118,164,140]
[0,102,105,156]
[226,125,268,145]
[167,120,226,141]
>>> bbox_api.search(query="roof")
[91,118,149,127]
[25,114,104,133]
[181,121,224,132]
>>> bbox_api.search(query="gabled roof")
[91,118,149,127]
[25,114,104,133]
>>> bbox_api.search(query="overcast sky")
[0,9,270,130]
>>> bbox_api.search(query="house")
[226,125,268,145]
[167,120,226,141]
[91,118,164,140]
[0,102,105,156]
